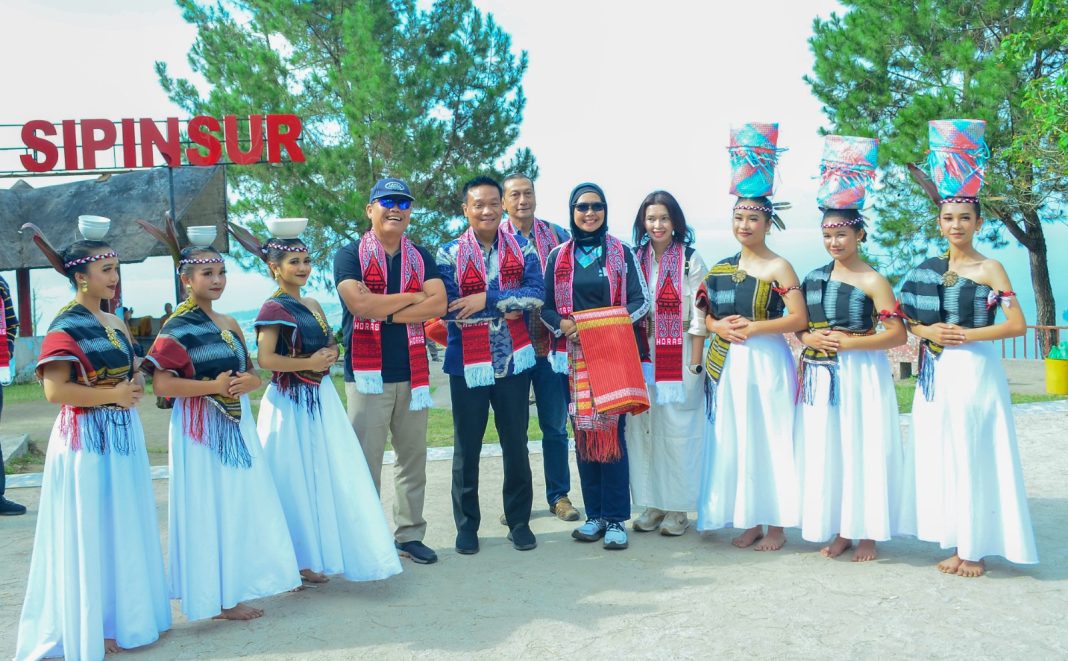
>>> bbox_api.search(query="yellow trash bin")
[1046,358,1068,395]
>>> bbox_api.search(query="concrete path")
[1,402,1066,659]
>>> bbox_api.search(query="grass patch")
[894,378,1065,414]
[3,442,45,474]
[1,381,47,403]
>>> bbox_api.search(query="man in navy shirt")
[437,176,545,555]
[334,178,446,564]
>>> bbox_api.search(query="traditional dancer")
[541,182,650,550]
[900,119,1037,577]
[794,136,908,562]
[695,123,808,551]
[626,191,708,536]
[140,218,300,620]
[16,221,170,659]
[229,220,403,585]
[501,173,581,523]
[437,176,545,554]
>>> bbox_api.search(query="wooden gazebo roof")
[3,166,228,270]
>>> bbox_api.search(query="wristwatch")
[686,364,703,374]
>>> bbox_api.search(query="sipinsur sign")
[15,114,305,173]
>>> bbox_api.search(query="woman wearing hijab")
[541,183,650,550]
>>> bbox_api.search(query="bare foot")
[956,559,986,577]
[820,535,852,558]
[852,539,877,562]
[214,603,264,620]
[104,638,122,654]
[300,569,330,584]
[731,526,763,548]
[937,553,963,574]
[754,526,786,551]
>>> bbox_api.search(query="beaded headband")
[939,196,979,205]
[821,216,866,229]
[177,256,224,267]
[734,204,772,214]
[64,251,118,269]
[261,241,308,254]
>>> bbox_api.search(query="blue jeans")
[531,356,570,506]
[577,418,630,523]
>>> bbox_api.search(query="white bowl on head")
[265,217,308,239]
[78,215,111,240]
[185,225,217,248]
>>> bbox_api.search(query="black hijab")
[569,182,608,247]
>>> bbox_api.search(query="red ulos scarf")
[636,242,685,404]
[352,232,432,410]
[454,227,533,387]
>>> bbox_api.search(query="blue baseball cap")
[369,177,414,202]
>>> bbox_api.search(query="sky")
[2,0,1066,338]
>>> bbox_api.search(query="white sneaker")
[659,511,690,536]
[633,507,666,532]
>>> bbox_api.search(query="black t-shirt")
[333,238,442,383]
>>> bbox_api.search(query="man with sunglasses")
[334,177,447,565]
[500,174,580,524]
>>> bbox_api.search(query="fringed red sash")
[549,235,627,374]
[352,233,432,410]
[0,291,10,376]
[503,218,562,356]
[637,242,685,404]
[454,228,534,387]
[570,306,649,462]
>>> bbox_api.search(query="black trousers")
[450,372,533,533]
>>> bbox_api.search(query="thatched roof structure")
[2,166,228,271]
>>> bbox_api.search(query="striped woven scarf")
[37,301,135,455]
[146,299,252,468]
[352,233,432,409]
[899,255,949,400]
[636,241,685,404]
[454,227,534,387]
[503,218,561,356]
[256,290,332,413]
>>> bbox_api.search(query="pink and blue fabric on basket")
[816,135,878,210]
[728,122,784,198]
[926,119,989,200]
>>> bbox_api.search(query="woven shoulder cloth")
[145,299,253,468]
[694,254,790,420]
[37,301,135,454]
[797,262,878,405]
[256,290,332,413]
[899,255,949,400]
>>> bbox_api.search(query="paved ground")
[1,401,1067,659]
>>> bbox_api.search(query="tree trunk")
[1021,208,1058,355]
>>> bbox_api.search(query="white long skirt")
[795,350,908,542]
[168,396,301,621]
[910,342,1038,564]
[257,381,402,581]
[696,334,800,531]
[627,337,706,511]
[16,409,171,661]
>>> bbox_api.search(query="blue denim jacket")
[437,232,545,379]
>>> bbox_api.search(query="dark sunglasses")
[574,202,606,213]
[377,197,412,210]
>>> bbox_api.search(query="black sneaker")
[0,497,27,516]
[507,525,537,551]
[395,540,438,565]
[455,530,480,555]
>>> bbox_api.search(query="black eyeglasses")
[574,203,606,213]
[377,197,412,210]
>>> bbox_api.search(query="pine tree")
[157,0,536,276]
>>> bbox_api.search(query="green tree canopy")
[806,0,1067,349]
[157,0,537,278]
